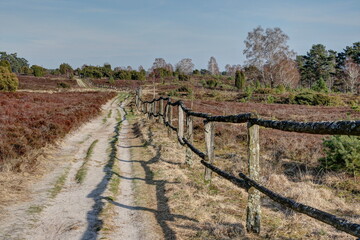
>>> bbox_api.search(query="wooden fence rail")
[135,88,360,238]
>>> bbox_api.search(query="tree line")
[1,26,359,93]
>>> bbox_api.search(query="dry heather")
[0,91,117,172]
[131,107,359,239]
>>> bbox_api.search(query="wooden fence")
[135,88,360,238]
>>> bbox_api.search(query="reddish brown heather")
[0,91,116,171]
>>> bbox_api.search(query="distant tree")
[345,59,360,93]
[270,58,300,88]
[235,70,246,90]
[0,52,29,73]
[243,26,296,87]
[0,66,18,91]
[225,64,241,76]
[208,56,220,75]
[193,69,200,75]
[337,42,360,68]
[297,44,336,89]
[80,65,103,78]
[104,63,112,71]
[131,70,146,80]
[20,66,32,75]
[59,63,73,78]
[200,69,211,75]
[165,63,174,72]
[243,65,262,85]
[175,58,194,75]
[138,65,145,72]
[151,58,167,70]
[235,71,241,89]
[31,65,46,77]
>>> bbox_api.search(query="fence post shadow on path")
[81,101,126,240]
[103,120,198,240]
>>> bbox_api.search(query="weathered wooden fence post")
[147,103,151,120]
[153,101,157,121]
[246,122,261,234]
[149,102,154,120]
[135,93,139,108]
[185,113,193,166]
[137,88,142,109]
[168,101,173,137]
[178,106,184,147]
[159,98,164,123]
[142,101,145,113]
[204,121,215,181]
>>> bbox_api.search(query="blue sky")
[1,0,359,70]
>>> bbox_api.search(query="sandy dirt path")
[0,95,157,240]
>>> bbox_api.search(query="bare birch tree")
[208,56,220,75]
[225,64,242,76]
[345,59,360,93]
[243,26,297,87]
[175,58,194,74]
[151,58,167,70]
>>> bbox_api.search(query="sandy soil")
[0,95,158,240]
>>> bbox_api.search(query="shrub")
[254,88,274,94]
[31,65,46,77]
[0,60,11,72]
[276,84,286,94]
[177,85,192,93]
[178,74,190,81]
[57,82,70,88]
[109,76,115,84]
[202,78,218,88]
[320,135,360,176]
[0,66,18,91]
[131,70,146,80]
[312,77,329,93]
[292,92,335,106]
[266,95,276,104]
[20,66,33,75]
[235,70,241,89]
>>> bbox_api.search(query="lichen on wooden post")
[137,88,142,110]
[185,113,193,166]
[147,103,152,120]
[142,101,145,114]
[168,102,173,137]
[153,101,157,121]
[204,121,215,181]
[178,106,184,146]
[159,99,164,122]
[246,122,261,234]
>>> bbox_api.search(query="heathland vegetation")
[0,91,116,171]
[0,25,359,239]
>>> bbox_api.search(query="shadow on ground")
[81,102,124,240]
[107,120,198,240]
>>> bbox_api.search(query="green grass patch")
[107,109,112,118]
[49,167,70,198]
[75,139,99,184]
[27,205,44,215]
